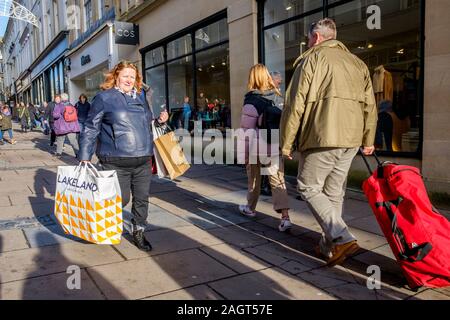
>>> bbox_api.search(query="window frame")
[257,0,425,159]
[140,10,229,113]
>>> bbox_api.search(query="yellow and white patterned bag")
[54,163,123,245]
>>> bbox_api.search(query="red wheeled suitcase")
[360,151,450,289]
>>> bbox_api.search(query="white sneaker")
[239,205,256,218]
[279,218,293,232]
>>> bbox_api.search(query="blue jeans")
[0,129,13,140]
[183,112,191,130]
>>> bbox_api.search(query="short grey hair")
[60,93,69,101]
[309,18,337,40]
[270,71,282,78]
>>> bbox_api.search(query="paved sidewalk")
[0,122,449,300]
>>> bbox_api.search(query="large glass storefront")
[142,14,231,131]
[32,59,67,105]
[260,0,423,156]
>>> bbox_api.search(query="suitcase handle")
[359,147,382,175]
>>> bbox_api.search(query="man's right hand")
[362,146,375,156]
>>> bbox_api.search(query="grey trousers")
[297,147,358,257]
[56,133,79,156]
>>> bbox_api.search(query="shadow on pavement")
[20,232,125,300]
[148,169,420,300]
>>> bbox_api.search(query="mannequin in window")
[373,65,393,107]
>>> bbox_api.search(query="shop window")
[167,35,192,61]
[85,68,108,101]
[145,65,166,118]
[264,0,322,26]
[143,14,231,131]
[328,0,421,153]
[195,44,230,130]
[145,46,164,68]
[167,56,194,129]
[85,0,93,30]
[195,18,228,50]
[261,0,423,155]
[264,12,322,94]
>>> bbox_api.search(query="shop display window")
[261,0,423,156]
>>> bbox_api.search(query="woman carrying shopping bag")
[78,61,168,252]
[238,64,292,232]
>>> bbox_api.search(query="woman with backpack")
[53,93,80,158]
[238,64,292,232]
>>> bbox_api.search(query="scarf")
[115,86,137,99]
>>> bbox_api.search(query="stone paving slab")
[0,229,29,252]
[256,216,313,237]
[113,225,225,260]
[0,270,105,300]
[23,224,82,248]
[180,208,253,230]
[297,266,358,289]
[121,206,192,232]
[88,249,236,300]
[243,239,324,272]
[208,225,271,248]
[200,243,271,274]
[407,290,450,300]
[144,284,223,300]
[209,267,337,300]
[238,221,299,242]
[7,194,53,207]
[347,215,384,236]
[0,196,11,207]
[343,200,374,221]
[323,283,380,300]
[0,242,124,283]
[0,202,54,221]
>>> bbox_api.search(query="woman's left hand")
[158,110,169,123]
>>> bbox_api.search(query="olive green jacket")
[280,40,377,155]
[0,113,12,130]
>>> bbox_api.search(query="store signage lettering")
[367,5,381,30]
[81,55,91,66]
[115,21,139,45]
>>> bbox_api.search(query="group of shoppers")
[5,93,92,158]
[239,18,377,267]
[73,18,378,269]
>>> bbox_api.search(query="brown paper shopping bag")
[154,131,190,180]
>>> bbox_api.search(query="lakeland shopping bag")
[153,127,190,180]
[54,163,123,245]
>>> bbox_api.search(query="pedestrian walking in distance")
[78,61,169,252]
[280,18,378,267]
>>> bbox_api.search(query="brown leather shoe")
[326,241,360,267]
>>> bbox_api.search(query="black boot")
[132,229,152,251]
[131,220,152,252]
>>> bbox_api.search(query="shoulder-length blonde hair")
[247,64,281,96]
[100,61,143,93]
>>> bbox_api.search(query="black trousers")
[50,128,56,145]
[99,156,152,228]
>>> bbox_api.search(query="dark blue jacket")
[75,101,91,123]
[78,88,154,161]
